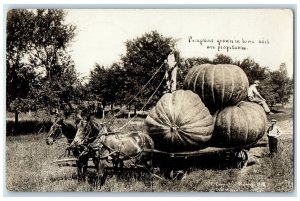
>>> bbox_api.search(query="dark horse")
[71,123,154,186]
[46,115,77,146]
[69,117,104,181]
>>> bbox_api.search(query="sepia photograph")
[5,8,294,192]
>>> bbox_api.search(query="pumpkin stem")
[170,125,178,133]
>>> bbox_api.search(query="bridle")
[48,122,64,142]
[69,120,100,157]
[48,121,76,144]
[80,121,99,144]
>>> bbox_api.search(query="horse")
[46,115,78,146]
[90,124,154,187]
[69,117,105,181]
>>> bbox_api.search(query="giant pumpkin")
[184,64,249,112]
[145,90,214,152]
[212,101,267,147]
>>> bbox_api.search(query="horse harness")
[49,122,74,144]
[94,132,146,161]
[81,122,98,144]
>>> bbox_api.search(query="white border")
[1,0,299,200]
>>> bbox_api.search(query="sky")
[64,9,294,78]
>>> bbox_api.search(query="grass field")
[6,108,294,192]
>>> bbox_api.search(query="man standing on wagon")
[248,80,274,115]
[164,49,180,93]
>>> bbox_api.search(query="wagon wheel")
[139,155,153,171]
[235,149,248,169]
[166,169,187,180]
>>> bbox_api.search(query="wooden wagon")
[55,141,267,180]
[142,142,267,179]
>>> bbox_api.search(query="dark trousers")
[268,136,278,154]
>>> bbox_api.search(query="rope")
[116,75,165,132]
[107,62,165,123]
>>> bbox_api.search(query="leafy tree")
[184,57,211,68]
[27,9,76,80]
[7,9,37,131]
[235,57,269,84]
[213,54,233,64]
[88,62,125,117]
[26,9,78,110]
[259,76,277,107]
[269,63,293,107]
[6,9,77,132]
[120,31,176,111]
[30,51,81,111]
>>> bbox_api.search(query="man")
[267,119,283,157]
[248,80,274,115]
[164,49,180,93]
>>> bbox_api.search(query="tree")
[184,57,211,68]
[213,54,233,64]
[88,62,125,117]
[121,31,176,111]
[27,9,76,80]
[236,57,269,84]
[7,9,37,132]
[6,9,77,133]
[269,63,293,107]
[259,76,277,108]
[30,51,81,111]
[26,9,78,111]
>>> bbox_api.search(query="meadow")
[6,107,293,192]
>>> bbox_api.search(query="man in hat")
[267,119,283,157]
[164,49,180,93]
[248,80,274,115]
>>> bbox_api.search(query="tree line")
[7,9,293,132]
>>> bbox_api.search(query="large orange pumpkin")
[145,90,214,152]
[212,101,267,147]
[184,64,249,112]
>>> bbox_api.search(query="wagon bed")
[140,141,268,179]
[143,142,267,158]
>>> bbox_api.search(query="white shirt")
[248,84,259,97]
[267,125,283,138]
[167,53,176,69]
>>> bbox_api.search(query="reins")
[48,122,74,144]
[98,141,144,161]
[96,131,147,161]
[115,75,165,132]
[81,123,98,144]
[106,61,165,123]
